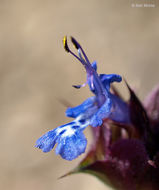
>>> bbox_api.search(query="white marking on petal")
[61,126,75,137]
[56,123,76,138]
[56,117,90,139]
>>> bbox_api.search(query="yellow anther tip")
[63,36,67,46]
[63,36,69,52]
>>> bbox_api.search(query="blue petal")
[90,98,112,127]
[66,97,96,118]
[35,121,88,160]
[100,74,122,83]
[55,130,87,161]
[109,94,130,124]
[35,129,57,152]
[100,74,122,90]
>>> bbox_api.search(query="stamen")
[63,36,70,52]
[71,36,80,49]
[78,49,86,65]
[63,36,83,63]
[71,36,91,65]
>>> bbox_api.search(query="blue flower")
[35,122,87,160]
[35,36,130,161]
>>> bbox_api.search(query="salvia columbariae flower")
[35,37,159,190]
[35,36,130,161]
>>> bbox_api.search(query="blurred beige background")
[0,0,159,190]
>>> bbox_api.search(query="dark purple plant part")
[63,83,159,190]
